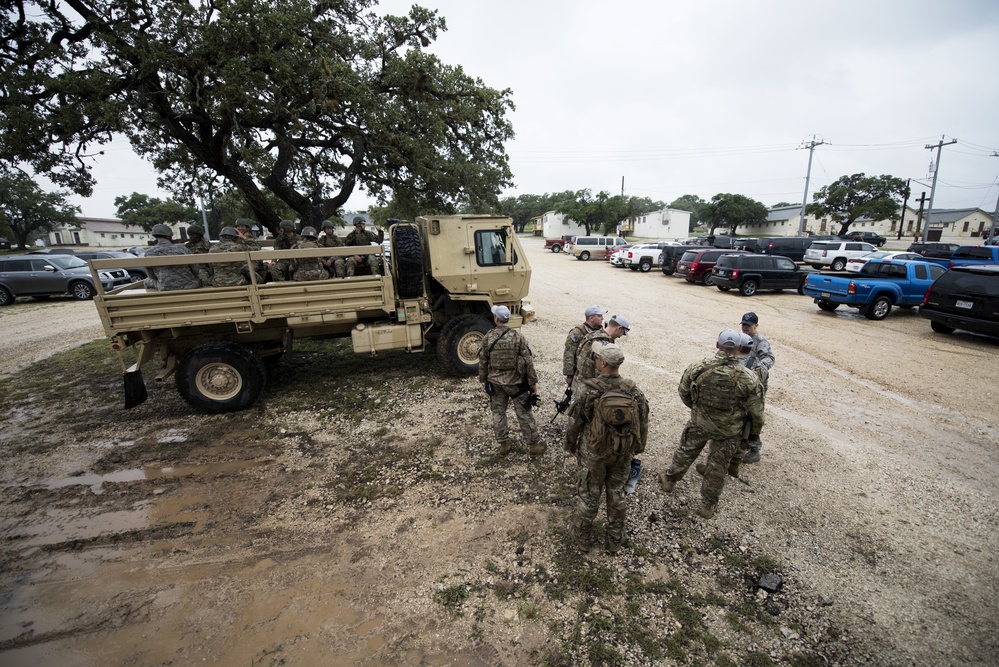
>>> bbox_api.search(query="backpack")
[583,378,640,457]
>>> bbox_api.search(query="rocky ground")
[0,237,997,666]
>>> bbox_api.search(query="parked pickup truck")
[912,245,999,269]
[544,235,575,253]
[801,259,947,320]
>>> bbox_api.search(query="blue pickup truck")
[913,245,999,269]
[802,259,947,320]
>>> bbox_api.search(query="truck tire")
[865,295,892,320]
[817,300,839,311]
[551,244,562,253]
[661,264,676,276]
[831,258,847,271]
[176,342,266,413]
[392,225,424,299]
[0,286,12,306]
[639,258,653,272]
[70,281,95,300]
[930,320,955,334]
[739,279,759,296]
[436,314,492,376]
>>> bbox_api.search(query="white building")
[627,208,691,241]
[538,210,587,239]
[45,217,194,248]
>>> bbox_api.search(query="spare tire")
[392,224,424,298]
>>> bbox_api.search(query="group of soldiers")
[142,217,386,291]
[477,303,775,555]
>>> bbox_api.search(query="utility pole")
[797,135,826,236]
[989,153,999,244]
[897,178,910,240]
[621,176,625,198]
[922,135,956,241]
[913,192,929,240]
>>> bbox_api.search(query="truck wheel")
[831,258,847,271]
[70,281,95,300]
[436,314,492,376]
[639,258,652,272]
[865,295,892,320]
[930,320,955,334]
[817,300,839,311]
[0,286,12,306]
[551,244,562,253]
[739,280,759,296]
[392,225,424,298]
[579,251,590,261]
[176,342,266,413]
[661,265,676,276]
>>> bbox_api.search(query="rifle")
[551,387,573,423]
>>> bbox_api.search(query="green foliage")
[702,193,769,235]
[806,173,909,235]
[434,584,470,616]
[553,190,662,237]
[0,168,80,249]
[669,194,708,231]
[1,0,514,234]
[114,193,198,232]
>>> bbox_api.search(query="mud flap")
[123,368,148,409]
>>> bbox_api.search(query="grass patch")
[434,583,471,616]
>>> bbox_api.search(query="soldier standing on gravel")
[739,312,773,463]
[478,305,543,458]
[318,219,346,278]
[564,344,649,554]
[562,305,606,386]
[143,224,202,291]
[659,329,763,519]
[571,315,630,397]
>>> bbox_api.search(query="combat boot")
[742,443,761,464]
[695,502,717,519]
[727,461,741,478]
[528,441,547,458]
[658,472,677,493]
[695,463,706,476]
[572,521,593,552]
[498,440,512,456]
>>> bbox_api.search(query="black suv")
[907,242,959,259]
[840,231,887,247]
[658,245,702,275]
[751,237,816,262]
[920,265,999,337]
[711,254,812,296]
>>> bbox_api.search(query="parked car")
[604,242,632,261]
[803,240,877,271]
[27,247,76,255]
[608,245,633,267]
[750,236,816,263]
[906,242,959,258]
[674,249,749,285]
[659,245,702,275]
[0,254,133,306]
[0,237,11,250]
[624,242,673,272]
[840,231,887,247]
[76,251,149,281]
[919,265,999,337]
[845,251,921,273]
[912,245,999,270]
[802,259,946,320]
[711,254,813,296]
[122,245,148,257]
[570,235,628,261]
[544,235,575,253]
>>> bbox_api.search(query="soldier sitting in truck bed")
[200,227,250,287]
[290,227,329,281]
[318,219,346,278]
[345,218,384,277]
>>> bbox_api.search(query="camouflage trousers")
[665,422,741,507]
[575,453,631,547]
[269,259,292,281]
[293,267,330,281]
[325,258,346,278]
[346,254,382,276]
[488,384,538,446]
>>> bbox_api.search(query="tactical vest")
[487,330,518,370]
[691,362,741,411]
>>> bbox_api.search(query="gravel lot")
[0,237,996,666]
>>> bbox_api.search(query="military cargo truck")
[89,216,532,413]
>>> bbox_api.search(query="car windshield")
[48,255,88,269]
[859,251,890,260]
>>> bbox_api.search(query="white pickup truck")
[623,243,674,272]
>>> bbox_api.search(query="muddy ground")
[0,237,997,666]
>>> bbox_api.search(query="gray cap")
[609,314,630,334]
[717,328,741,349]
[151,223,173,238]
[585,305,607,317]
[740,333,754,348]
[491,305,511,322]
[595,343,625,366]
[301,226,317,238]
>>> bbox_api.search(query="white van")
[571,236,627,260]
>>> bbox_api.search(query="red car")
[604,243,632,261]
[674,249,749,285]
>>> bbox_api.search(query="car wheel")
[661,264,676,276]
[0,286,12,307]
[176,341,266,413]
[127,271,145,283]
[739,280,759,296]
[551,244,562,253]
[865,295,892,320]
[639,258,652,272]
[701,273,714,286]
[70,280,95,300]
[831,258,847,271]
[930,320,955,334]
[436,313,492,376]
[716,285,731,292]
[817,299,840,311]
[810,264,823,270]
[579,251,590,261]
[629,266,639,271]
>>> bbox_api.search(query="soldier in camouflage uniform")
[478,305,542,457]
[200,227,249,287]
[562,305,606,386]
[268,220,299,281]
[290,227,330,281]
[739,312,773,463]
[659,329,764,519]
[233,219,260,250]
[143,224,202,291]
[318,219,346,278]
[565,344,649,554]
[184,224,211,254]
[571,314,630,397]
[345,218,385,276]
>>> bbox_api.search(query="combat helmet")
[188,224,204,236]
[279,220,296,232]
[321,219,335,230]
[234,218,251,230]
[219,226,238,239]
[151,223,173,238]
[301,226,318,238]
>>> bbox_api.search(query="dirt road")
[1,237,997,666]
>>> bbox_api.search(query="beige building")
[44,217,193,248]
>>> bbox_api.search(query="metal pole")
[797,136,825,236]
[897,179,910,240]
[923,136,957,241]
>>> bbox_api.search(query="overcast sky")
[69,0,999,219]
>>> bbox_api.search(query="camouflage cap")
[595,343,624,366]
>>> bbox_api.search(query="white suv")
[804,241,877,271]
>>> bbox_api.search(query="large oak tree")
[701,193,768,235]
[1,0,515,234]
[806,173,909,236]
[0,170,79,249]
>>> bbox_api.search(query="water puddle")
[41,459,268,494]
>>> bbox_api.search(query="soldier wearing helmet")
[143,223,201,291]
[289,226,329,281]
[268,220,300,281]
[345,217,385,277]
[318,219,346,278]
[184,222,211,254]
[233,218,260,250]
